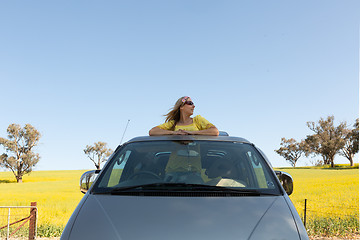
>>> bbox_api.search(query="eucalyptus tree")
[339,118,359,166]
[0,124,41,183]
[84,142,113,170]
[305,116,347,167]
[275,138,305,167]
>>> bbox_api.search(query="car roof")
[125,131,252,144]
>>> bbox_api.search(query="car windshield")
[92,140,281,195]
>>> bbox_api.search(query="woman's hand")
[149,127,189,136]
[149,126,219,136]
[183,126,219,136]
[173,129,189,135]
[176,127,219,136]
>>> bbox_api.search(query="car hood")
[64,194,301,240]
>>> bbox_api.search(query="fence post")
[303,199,307,228]
[7,208,10,240]
[29,202,37,240]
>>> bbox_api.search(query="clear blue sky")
[0,0,358,171]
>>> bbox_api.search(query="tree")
[275,138,305,167]
[304,116,347,167]
[84,142,113,170]
[339,118,359,166]
[0,124,41,183]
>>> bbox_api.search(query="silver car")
[61,133,309,240]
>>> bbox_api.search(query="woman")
[149,96,219,136]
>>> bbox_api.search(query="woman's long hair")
[164,96,188,131]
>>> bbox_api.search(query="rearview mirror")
[80,170,100,194]
[275,171,293,196]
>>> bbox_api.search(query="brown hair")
[164,96,189,131]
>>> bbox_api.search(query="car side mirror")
[275,171,293,196]
[80,170,100,194]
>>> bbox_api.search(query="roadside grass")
[0,165,359,238]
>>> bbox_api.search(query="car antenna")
[120,119,130,144]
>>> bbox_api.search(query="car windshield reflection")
[92,141,281,195]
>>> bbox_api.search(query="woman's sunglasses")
[184,101,194,106]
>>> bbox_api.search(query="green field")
[0,167,358,238]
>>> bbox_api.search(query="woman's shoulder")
[194,115,206,121]
[157,120,175,130]
[193,115,214,130]
[194,115,212,125]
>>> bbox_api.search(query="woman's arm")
[149,127,172,136]
[149,127,188,136]
[184,126,219,136]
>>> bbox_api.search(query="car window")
[92,141,280,194]
[105,150,131,187]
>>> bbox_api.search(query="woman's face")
[180,97,195,116]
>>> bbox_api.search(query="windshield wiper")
[105,183,267,195]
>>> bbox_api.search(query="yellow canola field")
[279,168,359,219]
[0,170,84,227]
[0,168,358,228]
